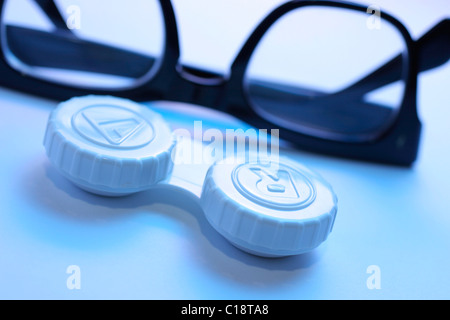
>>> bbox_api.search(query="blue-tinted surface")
[1,0,450,299]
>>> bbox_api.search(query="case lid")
[43,95,176,196]
[200,155,338,257]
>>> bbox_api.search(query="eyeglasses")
[0,0,448,166]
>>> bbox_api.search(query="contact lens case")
[43,95,338,257]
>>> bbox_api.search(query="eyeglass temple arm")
[5,25,155,78]
[34,0,72,33]
[336,19,450,99]
[417,19,450,71]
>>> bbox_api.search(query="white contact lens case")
[43,95,338,257]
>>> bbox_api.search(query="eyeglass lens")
[244,6,407,142]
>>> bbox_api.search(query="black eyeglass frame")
[0,0,448,166]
